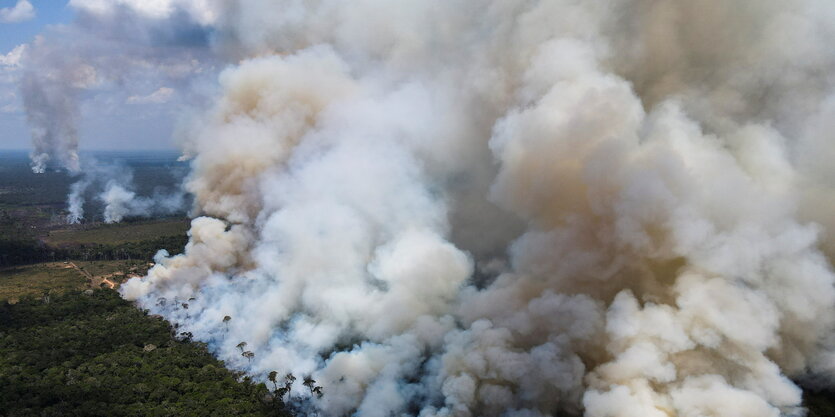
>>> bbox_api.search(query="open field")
[0,260,152,302]
[45,219,190,245]
[72,259,152,277]
[0,262,88,302]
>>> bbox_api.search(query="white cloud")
[127,87,174,104]
[0,0,35,23]
[69,0,217,25]
[0,44,27,67]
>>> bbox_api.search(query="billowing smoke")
[113,0,835,415]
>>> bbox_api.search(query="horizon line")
[0,148,181,153]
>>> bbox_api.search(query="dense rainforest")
[0,234,188,267]
[0,290,302,417]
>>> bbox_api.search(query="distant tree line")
[0,234,188,267]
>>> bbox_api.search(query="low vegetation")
[45,219,190,246]
[0,262,88,302]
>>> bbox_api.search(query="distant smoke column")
[100,181,136,224]
[65,174,90,224]
[20,54,83,174]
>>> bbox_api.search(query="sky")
[0,1,66,150]
[0,0,213,151]
[0,1,71,52]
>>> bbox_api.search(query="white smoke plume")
[65,172,91,224]
[21,34,85,174]
[118,0,835,416]
[99,180,187,224]
[64,158,187,224]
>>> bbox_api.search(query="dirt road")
[68,262,116,289]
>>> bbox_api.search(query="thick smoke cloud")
[114,0,835,416]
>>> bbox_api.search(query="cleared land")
[0,262,88,301]
[0,259,153,302]
[71,259,151,277]
[44,219,190,245]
